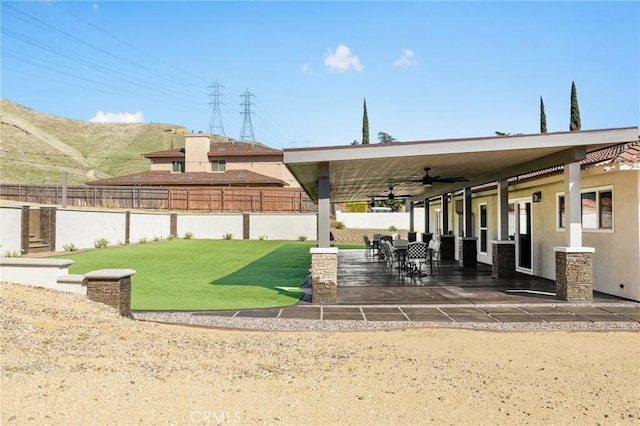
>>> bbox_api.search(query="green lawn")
[53,240,313,311]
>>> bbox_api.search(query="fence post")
[260,190,264,212]
[187,188,190,211]
[221,188,225,212]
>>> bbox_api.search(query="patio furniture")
[372,233,383,255]
[406,241,428,276]
[363,235,373,257]
[392,239,409,273]
[430,240,441,273]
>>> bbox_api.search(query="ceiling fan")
[370,186,412,202]
[410,167,469,186]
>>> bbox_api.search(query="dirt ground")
[1,283,639,425]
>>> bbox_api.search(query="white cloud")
[324,44,363,73]
[393,49,417,67]
[92,3,98,11]
[90,111,144,123]
[302,63,309,72]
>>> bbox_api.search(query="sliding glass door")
[508,199,533,273]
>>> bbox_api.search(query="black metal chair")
[406,241,428,276]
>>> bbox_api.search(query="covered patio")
[335,249,624,305]
[283,127,638,304]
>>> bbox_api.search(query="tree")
[570,81,581,131]
[351,140,360,145]
[377,131,396,143]
[362,98,370,144]
[540,96,547,133]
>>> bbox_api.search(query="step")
[28,244,51,254]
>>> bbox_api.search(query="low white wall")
[129,212,171,242]
[0,258,86,295]
[249,213,317,240]
[56,209,126,251]
[177,214,244,239]
[335,209,425,232]
[0,206,23,256]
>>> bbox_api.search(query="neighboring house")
[87,133,300,188]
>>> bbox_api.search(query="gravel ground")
[2,283,639,425]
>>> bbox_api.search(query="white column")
[497,178,509,240]
[317,162,331,248]
[565,161,582,247]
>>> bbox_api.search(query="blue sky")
[1,1,638,149]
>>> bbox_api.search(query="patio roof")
[283,127,638,203]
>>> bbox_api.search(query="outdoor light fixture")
[532,191,542,202]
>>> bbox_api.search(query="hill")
[0,99,189,184]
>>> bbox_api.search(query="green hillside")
[0,99,188,184]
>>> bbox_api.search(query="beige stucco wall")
[184,134,211,172]
[150,160,174,172]
[223,158,300,187]
[424,169,640,301]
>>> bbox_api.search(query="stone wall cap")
[310,248,339,254]
[553,247,595,253]
[85,269,137,279]
[0,258,74,267]
[492,240,516,245]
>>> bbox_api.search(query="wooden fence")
[0,184,317,213]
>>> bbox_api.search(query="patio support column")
[492,178,516,278]
[408,201,414,232]
[460,187,477,268]
[422,198,432,244]
[554,159,594,301]
[311,161,338,303]
[317,162,331,248]
[439,193,455,260]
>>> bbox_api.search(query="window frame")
[171,160,184,173]
[211,159,226,172]
[556,185,614,232]
[479,203,488,254]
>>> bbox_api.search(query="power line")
[208,81,226,136]
[239,90,255,142]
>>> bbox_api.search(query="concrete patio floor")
[175,249,639,326]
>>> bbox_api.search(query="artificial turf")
[53,239,313,311]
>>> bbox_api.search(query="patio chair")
[406,241,428,276]
[363,235,373,256]
[430,240,441,272]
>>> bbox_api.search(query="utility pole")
[239,89,255,141]
[208,81,225,136]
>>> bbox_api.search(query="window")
[479,203,488,253]
[172,161,184,173]
[211,160,226,172]
[557,187,613,230]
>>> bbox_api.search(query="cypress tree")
[540,96,547,133]
[362,98,370,144]
[570,81,581,131]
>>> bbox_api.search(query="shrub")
[344,201,368,213]
[3,250,22,258]
[63,243,77,252]
[139,237,147,244]
[297,235,307,242]
[94,238,109,249]
[334,221,345,229]
[184,232,193,240]
[388,225,397,232]
[258,235,267,240]
[153,236,161,242]
[167,234,175,240]
[223,233,233,240]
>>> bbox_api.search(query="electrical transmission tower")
[208,81,225,136]
[239,89,255,141]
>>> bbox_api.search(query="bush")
[334,221,345,229]
[153,236,161,242]
[297,235,307,242]
[388,225,397,232]
[258,235,267,240]
[223,233,233,240]
[94,238,109,249]
[63,243,77,252]
[184,232,193,240]
[139,237,147,244]
[3,250,22,258]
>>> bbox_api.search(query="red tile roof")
[86,170,288,187]
[143,142,282,159]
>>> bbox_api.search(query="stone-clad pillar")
[311,248,338,304]
[39,206,57,252]
[21,205,30,255]
[492,240,516,279]
[85,269,136,317]
[554,248,594,301]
